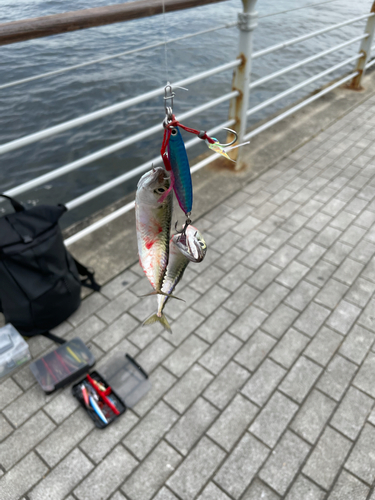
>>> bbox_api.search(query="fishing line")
[162,0,169,82]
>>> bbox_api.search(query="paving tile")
[284,280,319,311]
[68,292,108,327]
[236,229,267,253]
[234,330,276,371]
[339,324,375,364]
[192,285,230,317]
[285,475,325,500]
[215,246,247,272]
[74,445,138,500]
[0,452,48,500]
[124,401,179,460]
[326,300,361,335]
[279,356,322,403]
[195,308,237,344]
[304,327,342,366]
[333,258,364,285]
[270,328,310,368]
[65,315,106,343]
[135,337,174,374]
[242,358,286,406]
[275,261,309,289]
[166,397,218,455]
[269,244,300,268]
[357,298,375,332]
[249,391,298,448]
[220,265,253,293]
[322,198,346,217]
[100,269,140,299]
[330,211,356,230]
[305,260,336,287]
[153,488,179,499]
[289,227,316,249]
[0,415,13,442]
[232,215,261,235]
[96,289,139,324]
[43,386,80,424]
[259,431,310,495]
[222,283,259,315]
[317,355,357,401]
[203,361,250,409]
[93,312,139,351]
[167,437,226,500]
[263,229,291,251]
[229,306,268,342]
[207,394,257,451]
[303,427,352,489]
[293,302,331,337]
[314,226,341,248]
[323,241,352,265]
[36,408,94,467]
[261,304,300,339]
[165,309,205,346]
[248,263,281,291]
[306,212,332,232]
[353,352,375,397]
[197,482,231,500]
[362,257,375,282]
[346,277,375,307]
[190,267,225,294]
[330,386,373,440]
[345,423,375,484]
[122,441,182,500]
[0,378,23,411]
[164,364,213,414]
[163,335,208,377]
[133,366,176,417]
[327,470,369,500]
[80,411,138,463]
[253,282,290,313]
[350,239,375,265]
[0,410,55,471]
[242,479,280,500]
[3,385,50,427]
[314,279,349,309]
[214,433,269,499]
[199,332,242,375]
[297,243,326,267]
[30,448,93,500]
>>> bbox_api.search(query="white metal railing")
[1,0,375,246]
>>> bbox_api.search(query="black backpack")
[0,194,100,342]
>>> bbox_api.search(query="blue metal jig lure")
[167,126,193,215]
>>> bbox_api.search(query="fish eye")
[199,241,206,247]
[155,187,166,193]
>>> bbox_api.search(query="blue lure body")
[167,126,193,215]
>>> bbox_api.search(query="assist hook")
[213,128,238,148]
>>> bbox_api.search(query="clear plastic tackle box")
[0,324,31,378]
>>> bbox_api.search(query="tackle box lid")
[98,353,151,408]
[30,337,95,393]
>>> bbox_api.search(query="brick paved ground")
[2,95,375,499]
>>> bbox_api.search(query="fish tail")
[139,290,185,302]
[142,313,172,333]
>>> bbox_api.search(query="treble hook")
[174,215,192,237]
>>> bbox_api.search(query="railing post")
[227,0,258,169]
[349,1,375,90]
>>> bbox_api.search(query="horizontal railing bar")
[0,0,228,47]
[0,59,240,157]
[0,22,237,91]
[247,53,362,117]
[250,34,367,90]
[64,121,234,246]
[5,92,238,199]
[258,0,342,19]
[244,71,358,141]
[65,117,235,210]
[253,13,373,60]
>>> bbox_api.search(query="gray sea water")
[0,0,372,227]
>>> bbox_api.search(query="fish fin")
[143,313,172,333]
[138,290,185,302]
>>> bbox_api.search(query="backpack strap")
[73,258,101,292]
[40,331,67,344]
[0,194,25,212]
